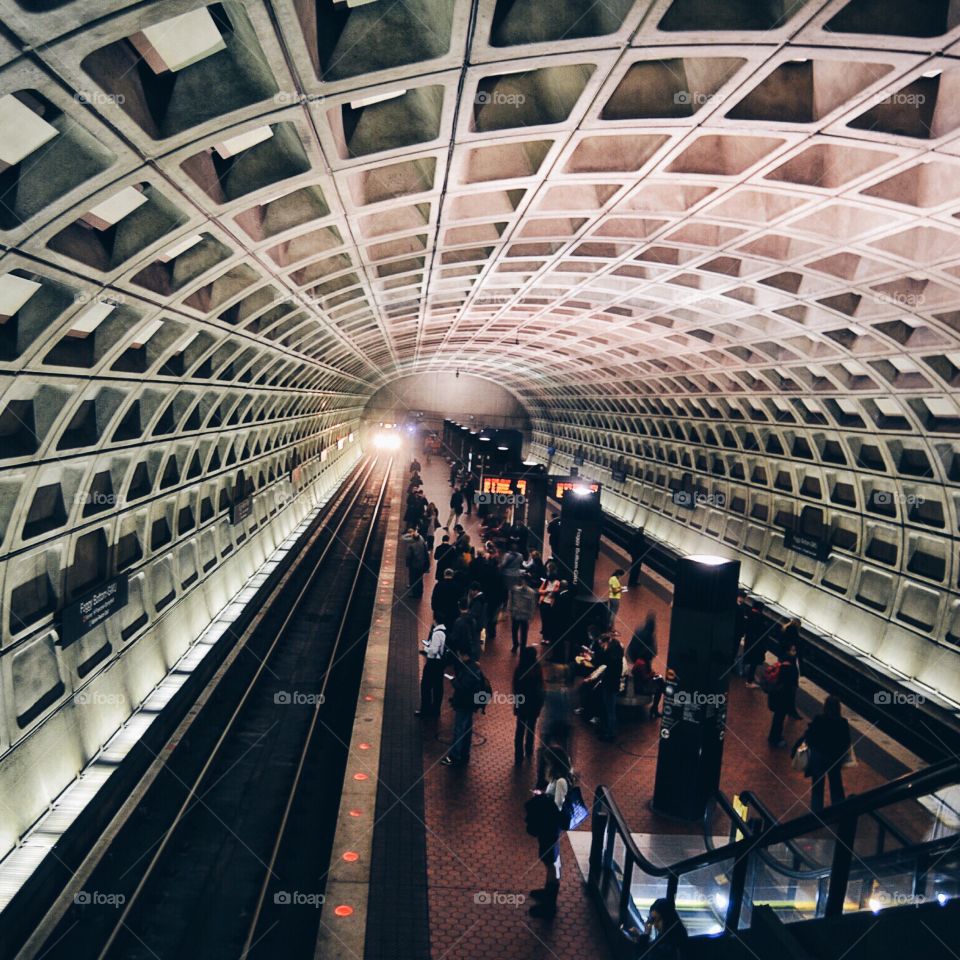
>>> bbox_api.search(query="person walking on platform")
[416,616,447,718]
[607,568,625,628]
[403,528,429,599]
[449,460,459,486]
[446,486,465,530]
[527,747,575,919]
[431,568,461,629]
[508,576,538,652]
[627,527,647,588]
[512,647,544,764]
[441,651,483,767]
[792,695,851,811]
[766,644,800,747]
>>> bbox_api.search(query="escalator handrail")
[740,789,913,859]
[705,791,960,883]
[594,754,960,882]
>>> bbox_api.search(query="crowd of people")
[400,456,856,943]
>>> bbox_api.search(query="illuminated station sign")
[482,476,527,496]
[553,479,600,499]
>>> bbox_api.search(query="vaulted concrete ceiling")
[2,0,960,675]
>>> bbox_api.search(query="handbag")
[791,743,810,773]
[560,785,589,831]
[842,745,858,768]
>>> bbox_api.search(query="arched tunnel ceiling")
[1,0,960,655]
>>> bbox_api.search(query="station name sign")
[231,496,253,525]
[783,528,830,562]
[61,574,129,644]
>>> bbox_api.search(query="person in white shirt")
[415,617,447,718]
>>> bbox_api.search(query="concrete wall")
[0,440,361,861]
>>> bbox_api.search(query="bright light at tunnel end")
[373,430,402,451]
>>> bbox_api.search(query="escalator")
[586,757,960,958]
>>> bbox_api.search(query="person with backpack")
[766,644,800,747]
[512,648,544,765]
[441,651,485,767]
[527,748,575,919]
[415,616,447,718]
[792,695,851,810]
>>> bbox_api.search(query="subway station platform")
[340,457,940,960]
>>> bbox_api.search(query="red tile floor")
[403,459,910,959]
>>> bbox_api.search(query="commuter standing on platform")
[792,695,851,810]
[767,644,800,747]
[512,647,544,764]
[431,568,461,629]
[421,501,440,556]
[607,568,625,628]
[597,632,624,742]
[449,599,474,658]
[415,616,447,719]
[403,528,429,600]
[508,575,538,652]
[743,600,767,687]
[433,534,457,579]
[528,748,574,919]
[463,473,477,516]
[538,561,561,644]
[449,460,459,486]
[441,651,483,767]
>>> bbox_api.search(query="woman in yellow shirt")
[607,568,625,628]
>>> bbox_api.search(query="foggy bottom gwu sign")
[61,574,130,644]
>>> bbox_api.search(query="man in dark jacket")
[403,529,429,599]
[598,633,624,741]
[792,695,850,810]
[431,568,461,629]
[433,534,457,579]
[441,652,484,766]
[462,473,477,516]
[448,600,474,658]
[767,645,800,747]
[446,487,464,530]
[627,527,647,587]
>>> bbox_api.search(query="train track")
[28,456,392,960]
